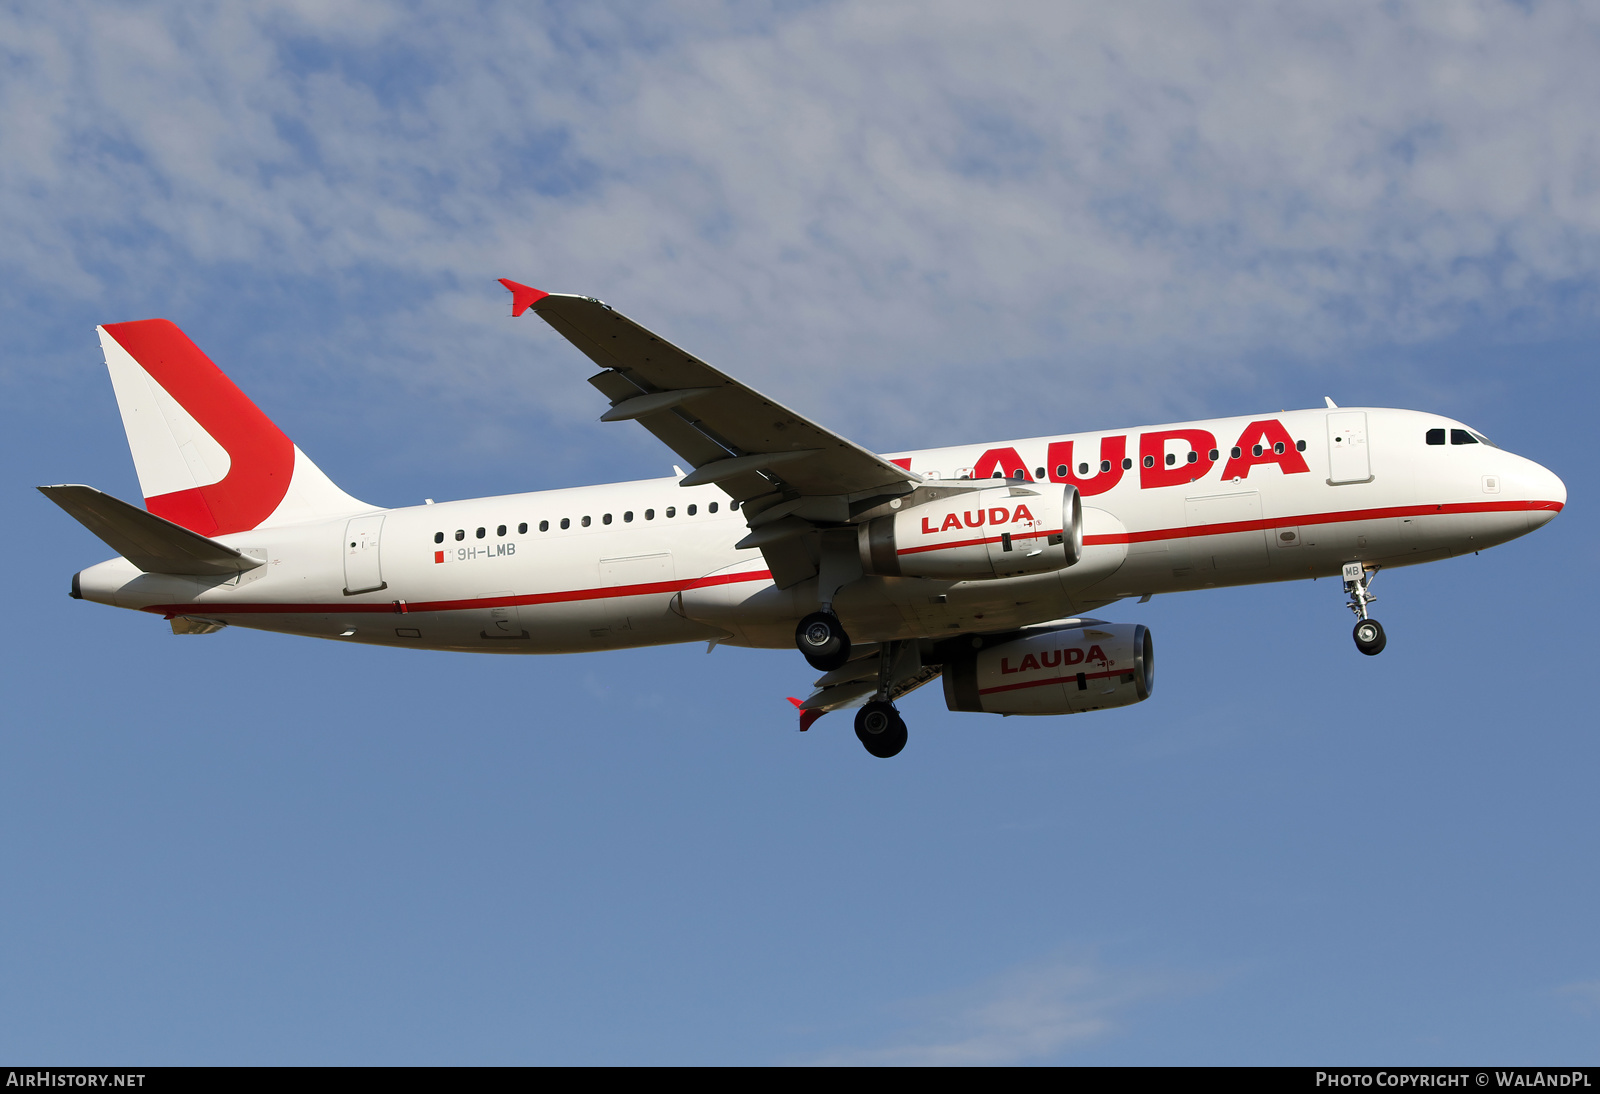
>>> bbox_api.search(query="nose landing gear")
[854,699,907,758]
[1343,562,1386,656]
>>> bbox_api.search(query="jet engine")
[942,621,1153,715]
[858,483,1082,580]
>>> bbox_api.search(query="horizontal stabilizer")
[38,484,265,577]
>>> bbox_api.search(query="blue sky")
[2,1,1597,1064]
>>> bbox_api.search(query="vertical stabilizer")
[98,320,371,536]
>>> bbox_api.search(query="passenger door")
[342,514,386,595]
[1327,412,1373,485]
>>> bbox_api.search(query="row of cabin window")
[432,500,736,543]
[1000,439,1309,480]
[1426,428,1496,447]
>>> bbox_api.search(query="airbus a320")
[41,280,1566,757]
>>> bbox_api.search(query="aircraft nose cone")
[1524,460,1565,530]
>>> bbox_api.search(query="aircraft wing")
[505,281,919,526]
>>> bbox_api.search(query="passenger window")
[1164,452,1175,466]
[624,511,633,522]
[1078,462,1089,475]
[1296,440,1306,452]
[434,532,444,544]
[518,522,527,534]
[709,502,718,513]
[687,504,697,516]
[1426,428,1446,445]
[1055,463,1068,477]
[560,518,570,530]
[455,529,465,541]
[476,527,486,539]
[645,509,655,520]
[1273,442,1285,455]
[1143,455,1155,468]
[730,500,741,511]
[1122,458,1133,470]
[581,516,591,527]
[539,520,549,532]
[1208,449,1219,461]
[497,524,507,536]
[1186,451,1198,464]
[1231,447,1242,459]
[1035,467,1046,480]
[1100,460,1111,473]
[666,507,676,518]
[992,470,1004,478]
[1451,429,1477,445]
[602,513,612,525]
[1252,444,1263,457]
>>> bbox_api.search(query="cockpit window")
[1450,429,1477,445]
[1469,431,1498,448]
[1426,428,1445,445]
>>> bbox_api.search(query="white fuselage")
[73,407,1566,651]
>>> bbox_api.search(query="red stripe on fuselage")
[137,498,1562,620]
[141,566,774,617]
[1082,498,1561,546]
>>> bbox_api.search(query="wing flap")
[39,484,264,576]
[789,643,944,729]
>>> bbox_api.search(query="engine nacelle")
[858,484,1082,580]
[942,622,1153,715]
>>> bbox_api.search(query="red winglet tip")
[785,697,825,732]
[498,278,549,317]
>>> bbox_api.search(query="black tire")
[1353,618,1387,656]
[796,611,851,671]
[855,701,908,758]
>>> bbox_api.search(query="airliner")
[41,280,1567,757]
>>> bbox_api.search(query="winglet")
[498,279,549,317]
[786,696,827,732]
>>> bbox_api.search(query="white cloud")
[1556,980,1600,1015]
[805,951,1173,1066]
[5,0,1600,449]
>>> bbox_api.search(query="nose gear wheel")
[1353,618,1387,656]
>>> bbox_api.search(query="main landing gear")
[1343,561,1387,656]
[853,639,914,759]
[795,611,851,672]
[855,700,908,759]
[795,615,913,758]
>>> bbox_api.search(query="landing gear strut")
[854,699,907,759]
[795,611,851,672]
[1343,562,1386,656]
